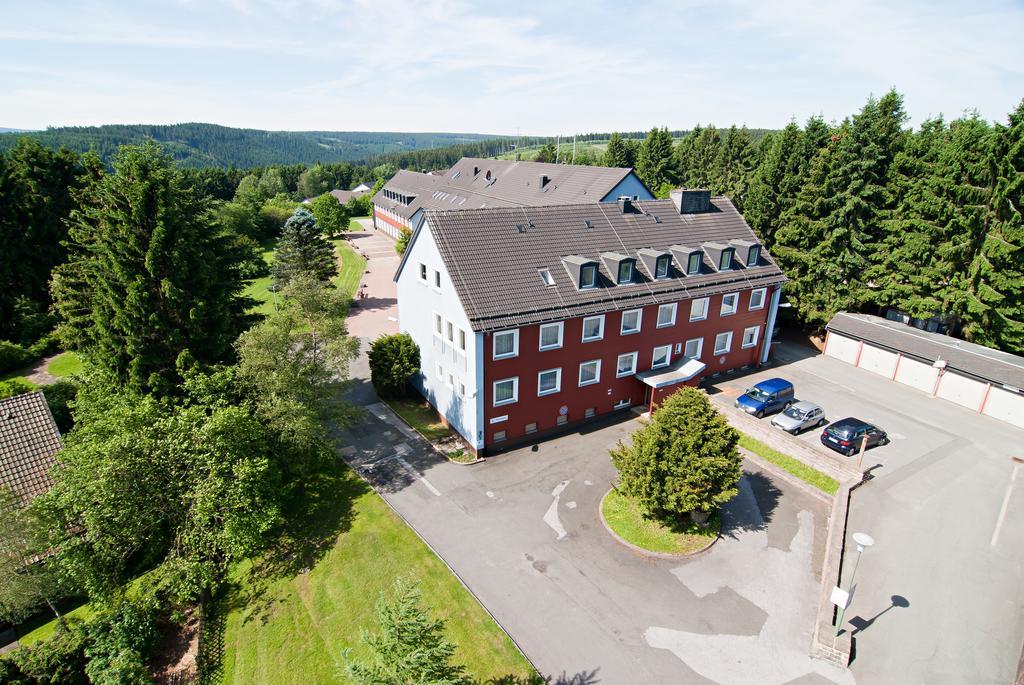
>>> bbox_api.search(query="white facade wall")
[395,221,481,449]
[894,356,939,394]
[935,370,988,410]
[825,333,861,364]
[982,386,1024,429]
[858,344,899,378]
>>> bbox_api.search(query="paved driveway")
[345,225,399,339]
[709,341,1024,684]
[337,400,845,684]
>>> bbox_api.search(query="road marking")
[584,480,593,486]
[991,457,1022,547]
[566,501,577,509]
[544,480,570,540]
[486,491,495,499]
[396,456,441,497]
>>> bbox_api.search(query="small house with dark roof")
[394,191,786,455]
[371,157,653,240]
[0,391,62,506]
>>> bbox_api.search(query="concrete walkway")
[345,221,399,340]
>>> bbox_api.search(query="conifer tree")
[604,132,631,168]
[51,142,253,394]
[710,125,757,210]
[673,125,721,189]
[963,101,1024,352]
[636,126,676,190]
[271,207,338,290]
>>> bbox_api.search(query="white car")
[770,401,827,434]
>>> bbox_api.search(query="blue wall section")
[601,173,655,202]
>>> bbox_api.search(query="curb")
[598,489,719,560]
[379,399,483,466]
[738,447,833,505]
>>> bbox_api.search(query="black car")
[820,418,888,456]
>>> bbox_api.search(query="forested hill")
[0,123,500,168]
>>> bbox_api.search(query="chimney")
[539,174,551,189]
[473,165,480,176]
[617,196,635,214]
[670,189,711,214]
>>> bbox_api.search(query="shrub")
[8,625,89,685]
[0,378,36,400]
[368,333,420,399]
[43,380,78,433]
[611,387,741,518]
[84,598,159,685]
[27,336,59,360]
[395,229,411,255]
[0,340,32,374]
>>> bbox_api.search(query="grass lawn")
[16,601,95,646]
[601,489,719,555]
[383,396,453,443]
[737,434,839,496]
[243,240,366,317]
[214,463,532,685]
[46,351,83,378]
[347,216,369,231]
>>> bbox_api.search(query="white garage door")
[982,386,1024,429]
[858,344,898,378]
[936,371,988,410]
[825,333,861,364]
[894,356,939,394]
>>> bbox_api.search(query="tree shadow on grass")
[719,470,782,539]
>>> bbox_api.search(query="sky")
[1,0,1022,135]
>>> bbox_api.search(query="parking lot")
[710,341,1024,684]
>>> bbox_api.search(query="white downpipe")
[761,284,783,364]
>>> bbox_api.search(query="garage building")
[824,312,1024,430]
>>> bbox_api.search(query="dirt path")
[22,354,60,386]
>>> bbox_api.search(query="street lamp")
[835,532,875,637]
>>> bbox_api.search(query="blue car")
[734,378,795,418]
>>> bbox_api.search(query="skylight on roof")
[539,269,555,287]
[452,171,461,180]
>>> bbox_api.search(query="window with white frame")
[432,269,441,289]
[657,303,677,328]
[652,344,672,368]
[434,313,443,336]
[684,337,703,359]
[742,325,760,348]
[749,288,767,310]
[616,352,637,377]
[655,255,671,279]
[493,330,518,359]
[458,329,466,352]
[538,322,564,350]
[537,368,562,396]
[621,309,642,335]
[686,252,702,275]
[418,263,427,281]
[493,377,518,406]
[579,359,601,386]
[446,321,454,343]
[714,331,733,355]
[580,264,598,288]
[690,298,709,321]
[447,372,454,389]
[582,315,605,342]
[721,293,739,316]
[436,363,443,379]
[617,261,634,284]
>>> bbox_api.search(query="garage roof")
[826,312,1024,390]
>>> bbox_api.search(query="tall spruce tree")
[673,125,721,189]
[604,132,631,168]
[51,142,253,395]
[271,207,338,290]
[710,125,757,210]
[773,91,908,327]
[636,126,676,191]
[962,101,1024,352]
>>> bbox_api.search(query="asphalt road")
[712,341,1024,684]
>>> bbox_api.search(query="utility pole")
[555,134,560,164]
[572,134,577,164]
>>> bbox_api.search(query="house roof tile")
[0,391,61,506]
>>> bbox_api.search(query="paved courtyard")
[345,221,399,340]
[335,371,845,683]
[711,341,1024,684]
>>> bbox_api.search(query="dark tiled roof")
[827,312,1024,389]
[372,158,644,221]
[329,188,370,204]
[423,198,786,332]
[0,391,61,505]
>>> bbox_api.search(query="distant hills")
[0,123,500,168]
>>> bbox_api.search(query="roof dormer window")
[617,261,634,284]
[687,252,701,275]
[720,250,733,271]
[580,264,598,288]
[655,255,670,279]
[747,245,761,266]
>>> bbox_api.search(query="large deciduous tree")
[311,192,351,237]
[0,488,67,625]
[610,388,741,518]
[51,141,253,395]
[271,207,338,290]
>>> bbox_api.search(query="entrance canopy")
[635,357,706,388]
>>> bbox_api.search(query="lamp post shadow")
[849,594,910,636]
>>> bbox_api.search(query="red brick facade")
[482,286,775,449]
